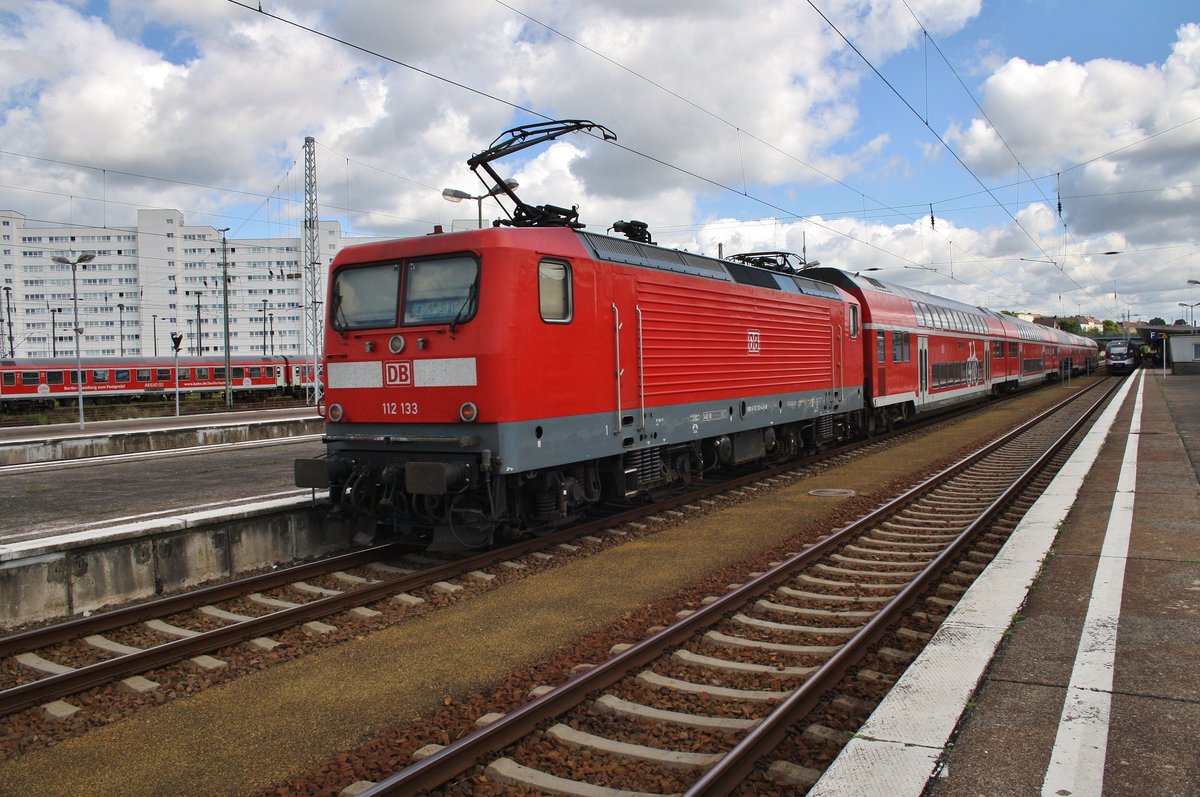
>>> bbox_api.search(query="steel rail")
[354,378,1114,795]
[684,377,1118,795]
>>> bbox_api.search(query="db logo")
[385,360,412,386]
[747,330,761,354]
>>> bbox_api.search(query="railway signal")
[171,332,184,416]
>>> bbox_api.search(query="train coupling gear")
[294,458,330,489]
[405,461,472,495]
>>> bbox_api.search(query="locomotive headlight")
[389,335,406,354]
[459,401,478,423]
[328,402,345,422]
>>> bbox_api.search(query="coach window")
[21,372,40,386]
[93,370,109,383]
[232,367,244,380]
[156,368,172,381]
[115,370,130,382]
[849,305,859,338]
[196,367,209,379]
[136,369,151,381]
[1,372,13,387]
[331,261,401,330]
[249,366,261,378]
[403,255,478,326]
[47,371,64,385]
[877,331,886,363]
[538,259,572,322]
[892,331,903,362]
[178,368,191,380]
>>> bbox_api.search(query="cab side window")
[538,260,572,322]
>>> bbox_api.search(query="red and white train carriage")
[801,268,1097,430]
[0,355,302,409]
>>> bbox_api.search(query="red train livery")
[0,356,305,408]
[804,269,1098,430]
[294,225,1096,550]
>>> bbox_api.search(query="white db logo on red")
[385,361,412,386]
[747,330,761,354]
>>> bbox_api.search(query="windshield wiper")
[449,280,477,336]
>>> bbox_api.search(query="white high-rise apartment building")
[0,208,357,361]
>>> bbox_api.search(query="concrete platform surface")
[813,371,1200,797]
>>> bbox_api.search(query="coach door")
[611,275,643,441]
[917,336,929,405]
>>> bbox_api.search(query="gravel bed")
[607,677,775,720]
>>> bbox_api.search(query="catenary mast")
[303,136,322,405]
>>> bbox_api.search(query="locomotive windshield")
[331,262,401,330]
[402,255,479,325]
[330,255,480,331]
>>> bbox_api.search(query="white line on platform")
[1040,369,1144,796]
[807,374,1142,797]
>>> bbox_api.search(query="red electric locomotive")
[296,222,866,548]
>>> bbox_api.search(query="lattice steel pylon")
[303,136,322,405]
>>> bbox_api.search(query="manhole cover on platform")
[808,488,857,497]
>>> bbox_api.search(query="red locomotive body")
[299,226,866,548]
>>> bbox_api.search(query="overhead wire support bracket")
[467,119,616,228]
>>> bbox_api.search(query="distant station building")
[0,209,383,360]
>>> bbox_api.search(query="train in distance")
[0,354,317,410]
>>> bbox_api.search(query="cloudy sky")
[2,0,1198,323]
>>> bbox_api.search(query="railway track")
[332,376,1118,796]
[0,379,1104,774]
[2,382,995,722]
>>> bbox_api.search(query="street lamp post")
[218,227,232,408]
[1179,302,1200,329]
[194,290,202,356]
[268,313,274,355]
[152,314,158,356]
[51,252,95,429]
[117,303,125,356]
[50,308,59,357]
[441,179,519,229]
[3,286,13,357]
[261,299,268,355]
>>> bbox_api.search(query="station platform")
[0,405,320,465]
[811,370,1200,796]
